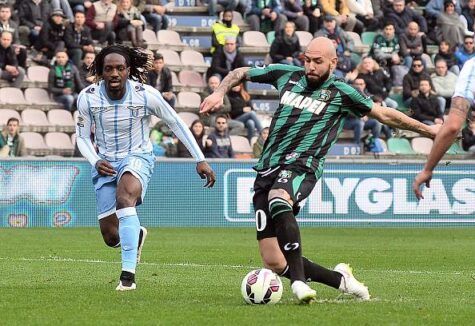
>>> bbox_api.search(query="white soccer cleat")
[291,280,317,304]
[115,281,137,291]
[137,226,148,264]
[334,263,370,301]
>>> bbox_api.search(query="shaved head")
[303,37,338,87]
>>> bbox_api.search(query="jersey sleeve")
[338,82,373,117]
[75,91,101,166]
[248,64,301,88]
[453,58,475,103]
[146,87,205,162]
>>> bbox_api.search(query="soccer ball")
[241,269,283,304]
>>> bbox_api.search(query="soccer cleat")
[334,263,370,300]
[137,226,148,263]
[116,271,136,291]
[291,280,317,304]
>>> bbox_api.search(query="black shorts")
[253,165,321,240]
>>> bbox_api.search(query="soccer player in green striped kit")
[201,37,439,303]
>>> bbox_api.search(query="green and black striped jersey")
[248,64,373,172]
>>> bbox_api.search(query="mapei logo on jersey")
[280,90,327,114]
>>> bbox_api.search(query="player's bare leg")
[99,214,120,247]
[115,172,142,291]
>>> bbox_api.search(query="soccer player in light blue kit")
[76,45,216,291]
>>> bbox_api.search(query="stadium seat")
[296,31,313,48]
[24,88,58,106]
[71,133,76,146]
[388,93,409,112]
[231,10,245,25]
[447,142,467,155]
[361,31,376,46]
[171,71,182,87]
[160,49,183,66]
[411,137,433,154]
[180,49,209,68]
[346,31,368,54]
[142,29,159,49]
[243,31,269,47]
[0,87,28,105]
[177,111,199,127]
[230,135,253,158]
[157,30,185,48]
[73,110,79,123]
[178,70,206,88]
[177,92,201,110]
[45,132,75,156]
[47,109,75,132]
[21,109,52,132]
[28,66,50,83]
[266,31,275,44]
[21,131,51,156]
[0,109,21,126]
[387,138,417,154]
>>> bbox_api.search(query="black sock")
[302,257,342,289]
[270,198,305,283]
[279,259,343,289]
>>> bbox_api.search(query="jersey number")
[255,210,267,232]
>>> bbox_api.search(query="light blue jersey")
[76,79,205,218]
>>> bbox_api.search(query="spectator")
[48,50,84,111]
[204,114,235,158]
[462,114,475,152]
[36,9,67,61]
[343,78,383,144]
[425,0,461,20]
[354,56,398,108]
[302,0,322,34]
[460,0,475,36]
[402,56,436,105]
[79,51,95,86]
[0,117,25,157]
[346,0,378,32]
[86,0,117,46]
[315,15,354,54]
[455,34,475,68]
[246,0,287,33]
[434,40,460,74]
[207,0,238,16]
[370,0,384,26]
[400,21,427,68]
[436,0,465,46]
[410,79,444,125]
[65,10,94,68]
[18,0,51,47]
[253,127,269,158]
[50,0,74,22]
[282,0,309,32]
[384,0,427,36]
[228,82,263,140]
[207,35,246,80]
[210,9,240,54]
[147,52,175,108]
[0,4,27,69]
[176,119,206,158]
[270,21,302,66]
[200,75,244,131]
[137,0,168,33]
[0,31,25,87]
[320,0,357,31]
[370,21,401,68]
[116,0,144,48]
[431,58,457,111]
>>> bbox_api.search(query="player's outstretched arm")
[412,96,469,199]
[199,67,250,114]
[367,103,439,139]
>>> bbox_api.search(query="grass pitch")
[0,228,474,325]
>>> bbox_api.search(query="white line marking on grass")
[0,257,467,276]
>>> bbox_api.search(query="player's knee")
[101,230,120,247]
[116,194,136,209]
[268,189,292,204]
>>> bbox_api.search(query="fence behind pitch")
[1,158,474,227]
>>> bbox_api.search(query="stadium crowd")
[0,0,474,158]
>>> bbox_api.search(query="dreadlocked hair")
[89,44,153,84]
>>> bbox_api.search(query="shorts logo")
[284,242,299,251]
[278,170,292,183]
